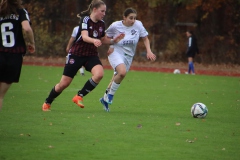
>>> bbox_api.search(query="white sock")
[108,81,120,95]
[80,68,84,74]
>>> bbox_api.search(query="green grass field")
[0,65,239,160]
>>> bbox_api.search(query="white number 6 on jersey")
[1,22,15,47]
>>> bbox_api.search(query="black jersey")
[0,8,30,54]
[186,35,199,56]
[69,16,105,57]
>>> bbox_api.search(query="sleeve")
[80,16,88,31]
[71,26,79,38]
[19,9,31,23]
[186,37,192,54]
[137,21,148,38]
[105,23,115,38]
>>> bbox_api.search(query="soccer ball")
[173,69,181,74]
[191,103,208,118]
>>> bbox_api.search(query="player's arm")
[22,20,35,53]
[142,36,156,61]
[66,37,75,53]
[100,33,125,45]
[81,30,102,47]
[186,37,193,54]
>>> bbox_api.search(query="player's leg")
[99,73,114,112]
[188,57,195,74]
[106,63,127,104]
[186,57,192,74]
[0,53,22,111]
[42,75,73,111]
[79,66,85,76]
[42,54,80,111]
[0,82,11,111]
[73,56,103,108]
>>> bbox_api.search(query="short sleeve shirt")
[106,20,148,56]
[0,8,30,54]
[69,16,106,57]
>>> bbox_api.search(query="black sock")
[78,78,98,97]
[45,86,61,104]
[105,88,109,94]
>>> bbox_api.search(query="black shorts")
[0,53,23,83]
[63,54,102,78]
[186,53,196,58]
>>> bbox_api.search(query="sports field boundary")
[22,56,240,77]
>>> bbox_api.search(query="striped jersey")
[69,16,105,57]
[106,20,148,57]
[0,8,30,54]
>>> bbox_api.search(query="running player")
[42,0,124,111]
[99,8,156,112]
[0,0,35,111]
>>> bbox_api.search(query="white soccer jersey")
[106,20,148,57]
[71,26,79,38]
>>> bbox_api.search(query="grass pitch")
[0,65,239,160]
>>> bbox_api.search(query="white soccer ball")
[191,102,208,118]
[173,69,181,74]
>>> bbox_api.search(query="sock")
[103,88,109,100]
[78,78,98,97]
[80,68,84,74]
[108,81,120,95]
[188,62,191,73]
[190,62,195,73]
[45,86,62,104]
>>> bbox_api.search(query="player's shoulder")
[17,8,28,15]
[73,26,79,31]
[111,20,123,27]
[134,20,144,26]
[74,26,79,29]
[82,16,90,23]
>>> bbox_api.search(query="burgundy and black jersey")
[0,8,30,54]
[69,16,105,57]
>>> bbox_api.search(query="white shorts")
[108,51,133,75]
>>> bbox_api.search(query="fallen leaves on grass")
[48,145,54,148]
[186,139,194,143]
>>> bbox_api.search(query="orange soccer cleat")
[42,103,51,111]
[72,95,84,108]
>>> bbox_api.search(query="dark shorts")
[63,54,102,78]
[0,53,23,83]
[187,52,196,58]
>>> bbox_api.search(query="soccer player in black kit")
[185,30,199,75]
[42,0,124,111]
[0,0,35,111]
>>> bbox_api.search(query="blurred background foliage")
[23,0,240,64]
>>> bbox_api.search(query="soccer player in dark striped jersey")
[0,0,35,111]
[42,0,124,111]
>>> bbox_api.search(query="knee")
[95,72,104,81]
[118,70,126,79]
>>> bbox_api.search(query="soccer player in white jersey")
[100,8,156,112]
[66,25,85,76]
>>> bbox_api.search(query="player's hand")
[93,39,102,47]
[113,33,125,43]
[27,43,35,53]
[147,52,156,61]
